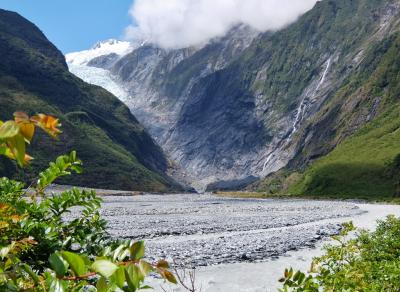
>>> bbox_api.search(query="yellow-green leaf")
[130,241,145,260]
[61,251,87,276]
[0,121,19,139]
[139,260,153,276]
[8,134,26,166]
[111,266,126,289]
[92,260,118,278]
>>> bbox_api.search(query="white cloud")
[125,0,318,49]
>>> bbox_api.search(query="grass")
[288,62,400,200]
[214,191,400,204]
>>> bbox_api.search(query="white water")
[262,152,274,172]
[289,57,331,138]
[152,203,400,292]
[261,58,332,173]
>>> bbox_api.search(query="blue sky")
[0,0,133,53]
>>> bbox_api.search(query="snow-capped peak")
[66,39,133,66]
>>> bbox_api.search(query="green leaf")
[92,260,118,278]
[61,251,87,276]
[125,264,141,291]
[0,121,19,139]
[298,272,306,284]
[48,277,67,292]
[130,241,145,260]
[111,266,126,289]
[293,271,300,282]
[49,253,69,277]
[21,264,39,285]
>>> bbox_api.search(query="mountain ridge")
[0,8,183,192]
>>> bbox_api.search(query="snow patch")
[66,39,134,66]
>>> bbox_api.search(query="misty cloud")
[125,0,318,49]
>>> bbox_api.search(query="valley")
[1,0,400,291]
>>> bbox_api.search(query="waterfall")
[288,57,331,138]
[261,57,332,173]
[262,152,274,172]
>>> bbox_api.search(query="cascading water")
[262,57,332,173]
[289,57,331,138]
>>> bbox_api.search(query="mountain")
[0,9,183,192]
[67,25,260,190]
[68,0,400,198]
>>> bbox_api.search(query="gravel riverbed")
[78,194,365,267]
[66,193,400,291]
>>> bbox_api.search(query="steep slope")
[0,9,182,192]
[286,31,400,198]
[69,0,400,196]
[249,1,400,198]
[68,25,261,189]
[182,0,400,180]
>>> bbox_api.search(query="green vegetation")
[280,217,400,291]
[286,32,400,199]
[289,105,400,199]
[0,113,177,291]
[0,9,181,192]
[250,20,400,200]
[0,156,177,291]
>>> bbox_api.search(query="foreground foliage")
[280,217,400,291]
[0,112,61,166]
[0,113,176,291]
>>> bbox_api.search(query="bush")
[280,217,400,291]
[0,113,177,291]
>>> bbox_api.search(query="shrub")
[0,112,177,291]
[280,217,400,291]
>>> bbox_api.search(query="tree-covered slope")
[0,9,181,192]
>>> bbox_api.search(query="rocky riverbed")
[75,194,365,267]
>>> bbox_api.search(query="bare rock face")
[67,0,400,191]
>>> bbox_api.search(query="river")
[70,193,400,291]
